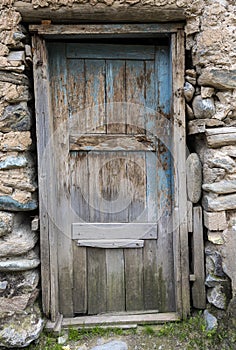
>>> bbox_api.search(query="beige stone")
[186,153,202,203]
[204,211,227,231]
[0,131,32,152]
[207,231,225,245]
[201,87,214,99]
[0,82,29,102]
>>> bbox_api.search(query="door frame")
[31,23,190,322]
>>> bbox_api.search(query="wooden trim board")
[29,23,184,37]
[62,312,180,327]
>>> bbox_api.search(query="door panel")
[47,42,174,316]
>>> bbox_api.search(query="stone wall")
[0,6,43,348]
[0,0,235,347]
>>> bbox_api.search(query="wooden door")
[47,40,175,317]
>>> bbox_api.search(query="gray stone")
[184,82,195,102]
[220,146,236,158]
[192,95,215,119]
[203,310,218,331]
[0,214,38,258]
[0,155,28,170]
[58,334,68,345]
[205,274,226,288]
[188,119,224,135]
[203,193,236,212]
[0,102,32,132]
[0,304,44,348]
[91,340,128,350]
[0,212,13,237]
[207,154,235,173]
[198,69,236,90]
[207,285,227,309]
[202,180,236,194]
[0,249,40,272]
[203,165,225,184]
[205,247,224,277]
[0,71,29,86]
[0,196,37,211]
[0,292,38,314]
[186,153,202,203]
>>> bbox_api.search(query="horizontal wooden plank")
[76,239,144,248]
[67,44,154,60]
[70,134,156,151]
[72,223,157,240]
[62,312,180,327]
[29,23,185,36]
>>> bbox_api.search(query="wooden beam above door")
[16,1,185,24]
[29,23,184,39]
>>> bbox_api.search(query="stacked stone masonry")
[0,0,235,347]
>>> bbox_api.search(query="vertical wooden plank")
[125,248,144,311]
[106,60,126,134]
[106,249,125,312]
[48,42,74,317]
[72,242,87,314]
[32,35,58,319]
[126,60,146,134]
[192,206,206,309]
[172,30,190,318]
[187,201,193,233]
[85,60,106,133]
[143,240,159,310]
[87,248,107,315]
[145,60,156,134]
[67,58,85,133]
[155,45,175,312]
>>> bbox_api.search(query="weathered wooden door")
[46,40,176,318]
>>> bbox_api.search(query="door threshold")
[46,312,180,333]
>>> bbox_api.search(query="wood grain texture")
[72,242,87,314]
[67,44,155,60]
[125,248,144,311]
[192,206,206,309]
[62,312,180,327]
[32,35,54,319]
[106,249,125,312]
[172,30,190,318]
[69,134,156,151]
[72,223,157,240]
[87,248,107,315]
[76,239,144,248]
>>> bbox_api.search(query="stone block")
[188,119,224,135]
[186,153,202,203]
[198,68,236,90]
[192,95,215,119]
[0,131,32,152]
[201,87,214,98]
[0,304,44,348]
[203,310,218,331]
[0,213,38,258]
[203,193,236,212]
[207,285,227,309]
[0,196,37,212]
[207,231,225,245]
[0,82,30,103]
[0,72,29,86]
[203,180,236,195]
[0,155,28,170]
[0,249,40,272]
[0,212,13,237]
[91,341,128,350]
[0,102,32,132]
[206,152,235,173]
[184,82,195,102]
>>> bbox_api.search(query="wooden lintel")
[15,1,185,24]
[29,23,185,38]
